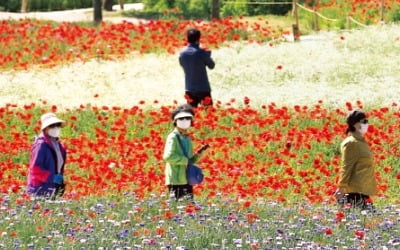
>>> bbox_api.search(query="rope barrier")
[223,1,369,28]
[296,3,338,22]
[347,16,368,27]
[224,2,340,22]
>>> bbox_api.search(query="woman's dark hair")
[345,110,366,134]
[187,28,201,43]
[171,104,195,126]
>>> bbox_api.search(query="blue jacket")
[27,133,66,196]
[179,43,215,92]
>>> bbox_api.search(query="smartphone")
[197,144,210,154]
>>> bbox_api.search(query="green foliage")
[0,0,20,11]
[142,0,211,19]
[0,0,140,12]
[221,0,293,17]
[184,0,211,19]
[386,5,400,22]
[122,9,168,19]
[220,0,248,17]
[142,0,293,19]
[296,0,400,31]
[249,0,292,16]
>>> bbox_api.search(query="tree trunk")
[211,0,220,20]
[93,0,103,24]
[21,0,29,13]
[103,0,114,11]
[119,0,124,10]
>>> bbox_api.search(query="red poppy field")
[1,6,400,247]
[1,100,399,203]
[0,17,283,71]
[1,100,400,248]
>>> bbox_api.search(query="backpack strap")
[174,132,188,157]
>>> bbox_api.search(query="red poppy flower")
[244,96,250,105]
[335,211,345,222]
[354,230,365,239]
[203,96,212,106]
[325,228,333,235]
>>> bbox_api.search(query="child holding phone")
[163,104,209,201]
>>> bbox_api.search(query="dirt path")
[0,3,143,23]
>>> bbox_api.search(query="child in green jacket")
[163,104,207,200]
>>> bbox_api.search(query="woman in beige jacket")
[335,110,378,209]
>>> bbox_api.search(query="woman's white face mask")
[47,127,61,138]
[359,123,368,134]
[176,119,191,130]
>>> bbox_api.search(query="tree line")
[0,0,135,12]
[1,0,293,18]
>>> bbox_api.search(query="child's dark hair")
[187,28,201,43]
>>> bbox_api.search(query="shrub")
[386,5,400,22]
[0,0,20,12]
[143,0,211,19]
[143,0,293,20]
[247,0,292,16]
[0,0,139,12]
[221,0,248,17]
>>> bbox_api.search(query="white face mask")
[176,119,191,130]
[359,123,368,134]
[47,127,61,138]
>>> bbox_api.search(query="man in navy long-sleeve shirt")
[179,28,215,107]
